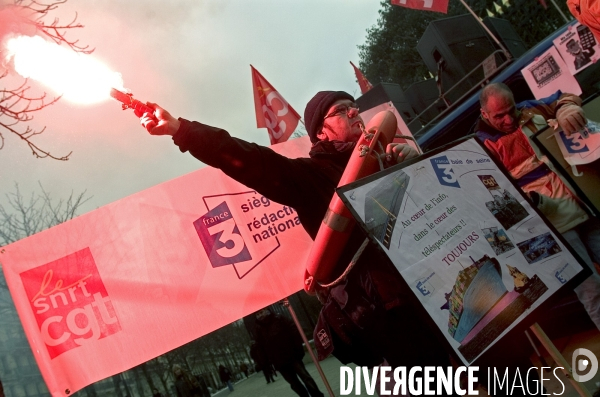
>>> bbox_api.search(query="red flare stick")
[110,88,154,116]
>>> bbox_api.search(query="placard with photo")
[553,22,600,75]
[338,137,589,365]
[521,46,582,99]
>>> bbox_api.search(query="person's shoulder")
[474,119,504,142]
[517,95,558,110]
[283,156,315,169]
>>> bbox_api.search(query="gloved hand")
[385,143,419,164]
[556,103,586,136]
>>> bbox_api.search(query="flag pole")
[549,0,571,23]
[529,323,592,397]
[457,0,512,60]
[283,298,336,397]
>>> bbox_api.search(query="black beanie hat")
[304,91,355,143]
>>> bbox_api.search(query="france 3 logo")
[430,155,460,188]
[19,248,121,359]
[194,201,252,268]
[554,262,577,284]
[558,130,590,154]
[415,272,443,298]
[416,280,433,296]
[193,192,283,279]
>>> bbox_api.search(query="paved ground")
[213,357,342,397]
[213,327,600,397]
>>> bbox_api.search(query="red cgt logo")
[20,248,121,359]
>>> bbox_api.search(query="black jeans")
[263,364,275,383]
[276,360,324,397]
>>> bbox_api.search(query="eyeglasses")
[323,104,359,120]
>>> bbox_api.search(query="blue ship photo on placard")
[442,254,547,361]
[517,232,563,264]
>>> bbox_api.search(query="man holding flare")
[137,91,456,393]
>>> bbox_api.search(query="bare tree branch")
[1,0,92,160]
[15,0,93,53]
[0,182,91,245]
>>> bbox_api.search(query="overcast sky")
[0,0,383,216]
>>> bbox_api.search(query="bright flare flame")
[5,35,124,105]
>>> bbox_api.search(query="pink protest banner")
[1,136,314,396]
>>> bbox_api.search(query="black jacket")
[173,120,402,286]
[174,120,345,239]
[218,366,231,383]
[254,313,304,367]
[173,120,411,366]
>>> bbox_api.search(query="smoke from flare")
[4,35,124,105]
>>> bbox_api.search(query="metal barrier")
[407,49,513,140]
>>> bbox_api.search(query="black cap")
[304,91,354,143]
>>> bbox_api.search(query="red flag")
[391,0,448,13]
[251,65,301,145]
[538,0,548,9]
[350,61,373,94]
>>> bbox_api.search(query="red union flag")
[251,65,301,145]
[391,0,449,13]
[350,61,373,94]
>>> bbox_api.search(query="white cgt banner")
[0,136,314,396]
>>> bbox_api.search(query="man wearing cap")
[138,91,415,239]
[139,91,454,383]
